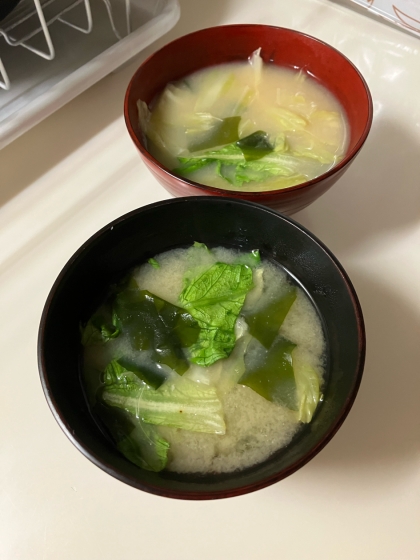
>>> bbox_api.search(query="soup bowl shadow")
[38,197,365,499]
[124,24,373,215]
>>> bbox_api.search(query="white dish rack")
[0,0,93,71]
[0,0,179,148]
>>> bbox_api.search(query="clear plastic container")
[0,0,180,148]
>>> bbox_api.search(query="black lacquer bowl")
[38,197,365,500]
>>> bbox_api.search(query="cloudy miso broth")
[82,244,326,474]
[139,50,348,192]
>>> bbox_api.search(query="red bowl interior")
[125,25,372,214]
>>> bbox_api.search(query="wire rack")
[0,0,130,90]
[0,0,179,148]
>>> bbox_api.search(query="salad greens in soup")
[138,49,348,192]
[82,243,326,474]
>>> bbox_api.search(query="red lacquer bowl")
[125,25,373,215]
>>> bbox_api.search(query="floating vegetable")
[82,244,325,474]
[140,47,347,191]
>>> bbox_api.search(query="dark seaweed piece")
[244,286,296,349]
[113,283,199,375]
[240,336,297,410]
[236,130,274,161]
[188,116,241,152]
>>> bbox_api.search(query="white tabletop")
[1,0,420,558]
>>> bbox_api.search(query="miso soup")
[138,49,348,192]
[82,244,326,474]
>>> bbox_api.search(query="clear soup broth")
[139,50,349,192]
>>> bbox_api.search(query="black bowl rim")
[124,23,373,200]
[38,197,366,500]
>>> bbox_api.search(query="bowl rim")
[124,23,373,199]
[38,197,366,500]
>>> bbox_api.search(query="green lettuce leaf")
[95,401,169,472]
[217,333,252,394]
[185,112,223,135]
[269,107,308,131]
[105,358,167,391]
[174,140,327,188]
[103,360,138,388]
[288,130,338,165]
[97,361,169,471]
[293,353,321,423]
[81,308,120,346]
[116,416,169,472]
[102,373,226,434]
[179,262,254,366]
[193,70,236,113]
[193,241,210,251]
[148,258,160,269]
[174,143,243,176]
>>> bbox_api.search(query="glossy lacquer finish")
[125,25,373,215]
[38,198,365,500]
